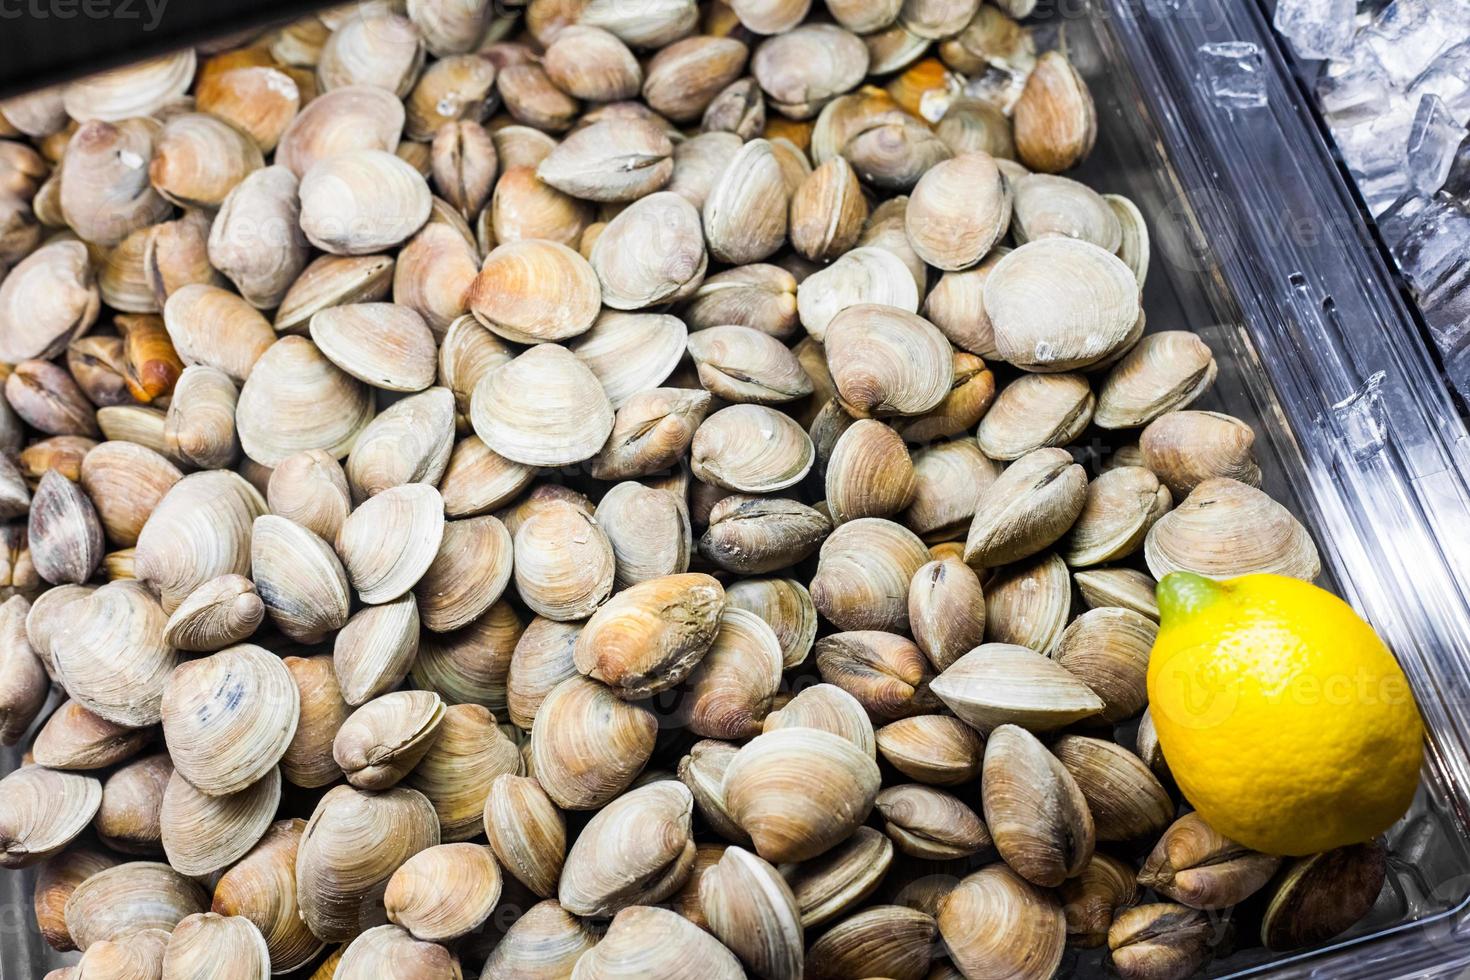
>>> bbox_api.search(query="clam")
[985,239,1140,372]
[309,304,437,392]
[336,482,446,603]
[938,864,1066,980]
[763,682,875,757]
[825,420,917,524]
[580,0,700,46]
[63,861,209,950]
[876,714,984,787]
[512,499,615,621]
[531,676,657,809]
[1053,736,1172,842]
[1058,853,1140,948]
[574,905,744,979]
[49,581,177,727]
[235,336,375,467]
[1144,477,1321,581]
[318,9,424,96]
[932,643,1101,732]
[212,818,324,972]
[700,496,829,575]
[981,725,1094,886]
[0,240,99,363]
[723,726,881,862]
[161,284,277,384]
[484,774,566,898]
[1260,841,1387,951]
[664,130,740,210]
[687,324,811,406]
[703,138,790,263]
[691,404,815,493]
[591,191,707,310]
[298,149,431,255]
[280,655,351,789]
[678,739,752,846]
[27,469,103,585]
[196,65,300,154]
[907,558,986,672]
[164,366,241,470]
[906,152,1011,271]
[683,264,800,339]
[0,766,101,869]
[471,344,615,467]
[1062,465,1172,568]
[785,825,894,928]
[149,112,265,209]
[65,335,131,410]
[469,240,601,344]
[1140,410,1261,498]
[891,350,997,443]
[568,311,688,408]
[500,63,580,132]
[559,780,696,916]
[543,26,642,102]
[700,845,804,980]
[806,905,938,980]
[333,690,446,790]
[679,606,784,739]
[507,616,581,730]
[295,784,441,942]
[148,210,229,306]
[575,573,724,698]
[536,119,673,203]
[31,700,148,770]
[252,514,351,642]
[984,552,1074,653]
[725,577,817,670]
[789,155,868,262]
[76,928,170,977]
[1014,50,1097,173]
[406,703,521,840]
[267,450,351,542]
[407,0,492,55]
[275,253,396,334]
[644,35,750,122]
[98,229,158,316]
[7,364,97,446]
[17,436,94,485]
[594,483,690,587]
[334,596,421,705]
[964,448,1087,567]
[1094,331,1218,430]
[161,912,272,979]
[58,119,171,247]
[437,315,514,429]
[1053,607,1155,723]
[875,783,991,860]
[937,96,1016,159]
[34,847,118,951]
[703,77,766,139]
[810,517,930,632]
[1011,173,1121,250]
[858,195,929,296]
[1138,811,1282,911]
[393,225,478,337]
[0,596,47,745]
[23,583,93,676]
[902,439,998,542]
[976,373,1095,461]
[1075,566,1160,621]
[815,630,936,722]
[796,247,921,344]
[481,899,597,980]
[841,110,953,191]
[385,843,501,941]
[410,515,512,631]
[753,24,868,118]
[490,166,595,248]
[413,601,524,714]
[411,61,495,147]
[1108,903,1214,980]
[160,766,282,876]
[0,85,67,136]
[161,645,299,795]
[825,304,954,419]
[346,389,456,502]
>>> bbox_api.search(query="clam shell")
[687,325,812,406]
[596,483,691,587]
[1075,566,1160,621]
[506,615,579,730]
[984,552,1073,653]
[902,438,998,542]
[164,366,241,470]
[938,864,1066,980]
[31,699,148,770]
[790,155,868,263]
[413,600,524,716]
[280,655,351,790]
[470,344,615,467]
[406,703,521,841]
[252,514,351,642]
[906,151,1011,271]
[591,388,712,482]
[394,224,478,337]
[580,0,699,46]
[907,558,987,672]
[876,714,984,786]
[678,739,751,846]
[28,469,104,585]
[691,404,815,493]
[411,515,513,632]
[1013,50,1096,173]
[700,494,829,576]
[0,240,99,363]
[295,784,441,942]
[64,861,209,951]
[763,682,875,758]
[333,595,420,706]
[1144,477,1321,581]
[1094,331,1218,430]
[573,905,744,979]
[1059,853,1141,947]
[559,780,696,916]
[981,725,1095,886]
[59,119,172,247]
[196,65,301,154]
[1140,410,1261,498]
[644,35,750,122]
[484,774,566,899]
[810,517,930,633]
[75,442,181,549]
[976,373,1094,461]
[0,595,47,745]
[160,766,281,876]
[806,905,939,980]
[299,149,431,255]
[985,238,1140,372]
[469,240,602,344]
[964,447,1087,567]
[7,359,101,438]
[531,675,657,809]
[318,9,424,96]
[722,727,881,863]
[753,24,868,118]
[334,923,461,979]
[543,25,642,102]
[0,766,102,869]
[500,63,579,132]
[437,315,514,429]
[513,499,615,621]
[680,606,784,740]
[162,913,272,980]
[575,572,724,699]
[701,845,804,980]
[1109,903,1214,980]
[569,311,688,409]
[147,210,227,306]
[162,284,277,385]
[591,192,707,310]
[481,899,597,979]
[385,843,501,942]
[725,577,817,670]
[346,388,456,502]
[1061,465,1172,568]
[932,642,1101,731]
[785,825,894,928]
[267,450,351,542]
[684,263,800,339]
[336,483,446,604]
[211,818,325,973]
[703,139,789,264]
[1054,607,1155,723]
[49,581,177,727]
[815,629,937,722]
[1053,735,1173,842]
[536,119,674,202]
[824,304,953,419]
[235,336,376,466]
[490,165,595,247]
[149,112,265,209]
[33,847,118,952]
[334,690,447,790]
[162,645,300,796]
[63,49,195,122]
[275,253,396,334]
[310,303,438,392]
[1010,173,1120,250]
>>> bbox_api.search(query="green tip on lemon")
[1155,571,1224,623]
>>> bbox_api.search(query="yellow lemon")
[1147,571,1422,856]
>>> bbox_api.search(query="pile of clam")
[0,0,1384,978]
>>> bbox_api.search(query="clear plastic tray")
[8,1,1470,977]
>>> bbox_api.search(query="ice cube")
[1439,132,1470,196]
[1330,370,1388,464]
[1406,94,1466,194]
[1408,44,1470,126]
[1390,195,1470,294]
[1275,0,1357,60]
[1198,41,1267,109]
[1319,56,1389,122]
[1376,192,1434,250]
[1362,1,1457,86]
